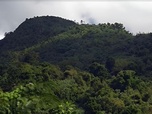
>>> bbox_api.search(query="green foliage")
[105,57,115,73]
[111,70,140,91]
[89,62,110,79]
[0,61,152,113]
[0,16,152,113]
[51,101,84,114]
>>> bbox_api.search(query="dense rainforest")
[0,16,152,114]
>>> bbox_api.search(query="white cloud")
[0,33,4,40]
[0,1,152,39]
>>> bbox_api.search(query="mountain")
[0,17,131,66]
[0,16,76,51]
[0,16,152,114]
[1,16,152,77]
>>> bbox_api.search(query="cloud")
[0,1,152,39]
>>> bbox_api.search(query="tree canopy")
[0,16,152,113]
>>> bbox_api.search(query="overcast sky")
[0,1,152,39]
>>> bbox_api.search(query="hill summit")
[0,16,76,51]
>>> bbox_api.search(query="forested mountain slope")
[0,16,152,114]
[1,16,152,77]
[0,16,76,51]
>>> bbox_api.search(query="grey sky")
[0,1,152,39]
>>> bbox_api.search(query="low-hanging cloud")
[0,1,152,39]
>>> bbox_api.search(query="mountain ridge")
[1,16,152,76]
[0,16,152,114]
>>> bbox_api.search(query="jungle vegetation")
[0,16,152,114]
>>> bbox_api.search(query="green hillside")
[0,16,152,114]
[0,16,76,51]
